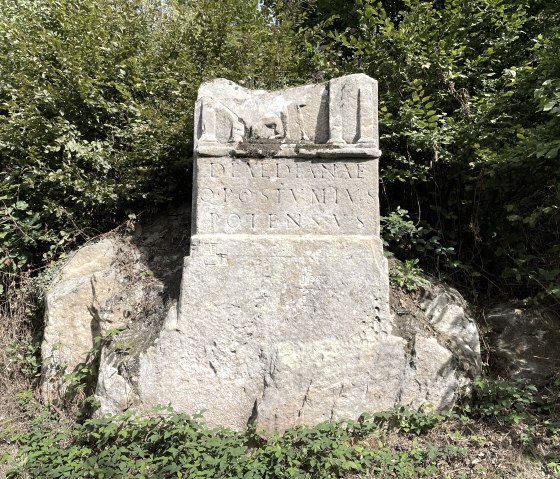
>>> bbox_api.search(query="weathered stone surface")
[421,285,481,377]
[40,207,190,403]
[91,253,480,428]
[113,75,480,431]
[390,277,481,406]
[40,238,129,401]
[195,75,380,158]
[39,208,481,424]
[131,75,394,430]
[194,157,380,236]
[485,303,560,383]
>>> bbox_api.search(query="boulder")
[40,206,190,403]
[39,209,481,426]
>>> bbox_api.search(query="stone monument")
[136,74,407,430]
[41,74,478,431]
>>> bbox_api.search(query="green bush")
[2,0,559,306]
[470,377,541,425]
[1,405,466,479]
[270,0,560,304]
[0,0,304,276]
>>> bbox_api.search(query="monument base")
[136,235,409,431]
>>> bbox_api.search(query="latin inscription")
[201,159,368,180]
[199,186,377,206]
[195,158,379,235]
[208,212,367,232]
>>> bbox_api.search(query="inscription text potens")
[208,212,367,233]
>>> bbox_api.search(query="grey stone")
[421,285,482,378]
[40,238,131,401]
[40,206,190,403]
[195,75,381,159]
[133,75,392,430]
[39,76,481,430]
[390,277,481,406]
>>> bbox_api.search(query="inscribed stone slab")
[136,74,399,431]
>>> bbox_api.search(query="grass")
[0,271,45,477]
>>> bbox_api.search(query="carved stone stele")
[195,75,380,159]
[90,75,480,431]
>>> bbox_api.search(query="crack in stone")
[247,399,258,427]
[298,380,313,418]
[330,384,345,421]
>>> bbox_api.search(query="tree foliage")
[1,0,559,305]
[0,0,302,279]
[274,0,560,303]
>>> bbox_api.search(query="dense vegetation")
[1,0,559,305]
[0,0,301,279]
[1,0,559,477]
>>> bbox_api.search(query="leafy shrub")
[464,377,560,457]
[389,258,429,292]
[272,0,560,304]
[382,207,456,271]
[368,405,450,435]
[2,405,467,479]
[0,0,304,276]
[2,0,559,308]
[471,377,540,425]
[3,339,41,380]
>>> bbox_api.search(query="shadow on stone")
[129,203,192,302]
